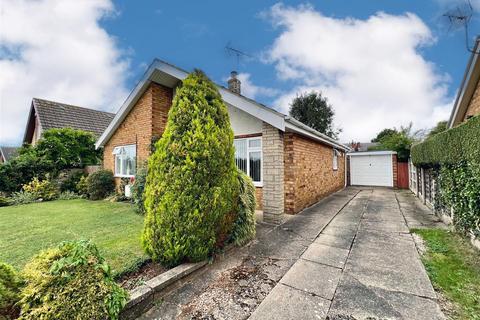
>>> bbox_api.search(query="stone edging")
[120,261,208,319]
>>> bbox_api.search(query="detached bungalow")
[96,59,349,223]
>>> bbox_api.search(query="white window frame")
[333,149,339,171]
[234,137,263,187]
[113,144,136,178]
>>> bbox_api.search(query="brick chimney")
[228,71,241,94]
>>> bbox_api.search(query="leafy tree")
[371,128,397,143]
[142,70,238,267]
[35,128,101,171]
[289,92,341,139]
[427,120,448,138]
[370,123,419,162]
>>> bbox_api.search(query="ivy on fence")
[411,114,480,237]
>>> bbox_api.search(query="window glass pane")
[249,151,261,182]
[115,155,121,175]
[234,140,247,174]
[248,138,261,149]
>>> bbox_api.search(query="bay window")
[113,145,136,177]
[234,137,262,186]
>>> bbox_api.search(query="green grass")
[413,228,480,320]
[0,199,147,276]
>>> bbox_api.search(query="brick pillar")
[392,154,398,188]
[262,122,285,224]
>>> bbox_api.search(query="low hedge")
[411,114,480,167]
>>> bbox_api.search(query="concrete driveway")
[250,188,445,320]
[139,187,445,319]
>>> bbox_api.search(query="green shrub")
[59,170,86,193]
[18,240,128,320]
[230,170,257,246]
[76,175,89,197]
[58,191,82,200]
[85,170,115,200]
[9,191,36,206]
[142,70,238,267]
[131,163,147,214]
[0,263,23,319]
[0,197,11,207]
[22,177,59,201]
[411,114,480,167]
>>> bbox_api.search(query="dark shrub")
[59,170,86,193]
[131,163,147,214]
[142,70,238,267]
[0,262,23,319]
[18,240,128,320]
[230,170,257,246]
[85,170,115,200]
[0,197,11,207]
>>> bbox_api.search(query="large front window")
[113,145,136,177]
[234,137,262,186]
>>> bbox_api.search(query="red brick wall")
[255,187,263,210]
[464,78,480,121]
[103,83,173,186]
[284,133,345,214]
[392,154,398,188]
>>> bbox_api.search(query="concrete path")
[250,188,445,320]
[139,188,360,319]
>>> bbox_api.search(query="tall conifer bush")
[142,70,238,266]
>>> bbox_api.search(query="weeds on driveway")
[413,229,480,320]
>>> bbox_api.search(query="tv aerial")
[443,0,479,53]
[225,42,253,71]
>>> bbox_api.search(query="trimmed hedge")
[230,170,257,246]
[0,263,23,319]
[411,114,480,167]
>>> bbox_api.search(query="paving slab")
[280,259,342,300]
[249,283,330,320]
[328,274,445,320]
[314,233,355,250]
[301,242,350,269]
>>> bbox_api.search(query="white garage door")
[350,154,393,187]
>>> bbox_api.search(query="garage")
[348,151,396,187]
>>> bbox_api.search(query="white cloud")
[0,0,129,145]
[264,4,453,142]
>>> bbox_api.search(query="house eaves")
[95,58,350,152]
[448,37,480,128]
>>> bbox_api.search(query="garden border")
[120,260,207,319]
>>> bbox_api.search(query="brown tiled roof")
[32,98,115,138]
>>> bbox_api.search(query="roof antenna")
[225,42,252,71]
[443,0,479,53]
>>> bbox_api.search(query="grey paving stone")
[321,226,357,239]
[301,243,349,269]
[249,283,330,320]
[280,259,342,300]
[328,274,445,320]
[315,233,355,250]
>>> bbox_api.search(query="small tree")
[427,120,448,138]
[371,128,397,143]
[289,92,341,139]
[142,70,238,266]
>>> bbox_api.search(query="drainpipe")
[344,152,348,187]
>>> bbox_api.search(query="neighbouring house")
[23,98,115,145]
[348,142,379,152]
[0,146,18,163]
[448,38,480,128]
[95,59,350,223]
[410,38,480,209]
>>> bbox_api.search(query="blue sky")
[1,0,479,144]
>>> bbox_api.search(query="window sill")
[253,182,263,188]
[114,174,135,178]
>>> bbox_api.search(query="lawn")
[413,229,480,320]
[0,199,146,276]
